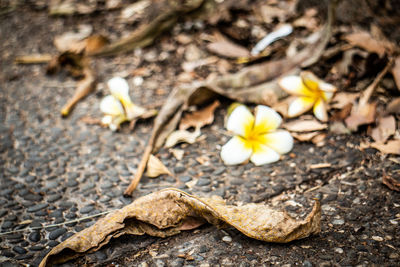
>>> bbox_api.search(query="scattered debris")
[165,128,201,148]
[251,24,293,56]
[179,100,220,130]
[283,119,327,132]
[370,116,396,143]
[369,140,400,155]
[39,188,321,267]
[145,154,173,178]
[382,173,400,192]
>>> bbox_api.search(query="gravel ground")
[1,4,400,267]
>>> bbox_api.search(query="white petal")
[319,81,337,93]
[253,105,282,134]
[261,130,293,154]
[313,98,328,122]
[226,105,254,137]
[288,96,315,117]
[101,115,113,125]
[100,95,125,116]
[250,143,280,166]
[108,77,130,96]
[321,90,334,102]
[279,76,314,97]
[220,136,252,165]
[108,77,134,109]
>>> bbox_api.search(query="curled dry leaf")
[179,100,220,130]
[370,116,396,143]
[330,92,359,109]
[165,128,201,148]
[392,56,400,91]
[382,174,400,192]
[146,154,173,178]
[370,140,400,155]
[283,119,327,132]
[342,30,391,57]
[39,188,321,267]
[54,24,93,53]
[207,40,250,59]
[386,97,400,115]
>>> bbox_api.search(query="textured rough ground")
[0,4,399,267]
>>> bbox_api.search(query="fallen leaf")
[283,119,327,132]
[311,133,326,147]
[145,154,173,178]
[49,0,97,15]
[370,140,400,155]
[293,8,319,30]
[207,40,250,59]
[392,56,400,91]
[170,148,184,161]
[370,116,396,143]
[39,188,321,267]
[345,59,393,131]
[291,131,320,142]
[382,174,400,192]
[54,24,93,53]
[165,129,201,148]
[330,92,359,109]
[179,100,220,130]
[343,30,388,57]
[386,97,400,114]
[345,102,376,131]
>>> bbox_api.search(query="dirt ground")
[0,1,400,266]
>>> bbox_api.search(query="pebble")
[80,205,95,214]
[179,176,192,182]
[332,219,344,225]
[27,203,48,212]
[302,260,313,267]
[48,228,67,240]
[222,236,232,243]
[13,246,27,254]
[28,232,41,242]
[334,248,343,254]
[48,240,59,247]
[196,178,211,186]
[174,166,186,173]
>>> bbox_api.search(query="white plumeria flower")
[100,94,128,131]
[220,105,293,166]
[100,77,147,131]
[279,71,336,122]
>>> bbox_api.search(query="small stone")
[179,175,192,182]
[29,232,41,242]
[13,246,27,254]
[1,221,14,229]
[332,219,344,225]
[371,236,383,242]
[47,194,62,203]
[302,260,313,267]
[48,240,59,247]
[334,248,343,254]
[80,205,95,214]
[49,228,67,240]
[174,166,186,173]
[29,245,45,251]
[198,245,209,253]
[222,236,232,243]
[27,203,48,212]
[101,181,113,190]
[196,178,211,186]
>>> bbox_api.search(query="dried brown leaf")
[291,131,320,142]
[382,174,400,192]
[165,129,201,148]
[146,154,172,178]
[39,188,321,267]
[370,140,400,155]
[284,119,327,132]
[54,25,93,53]
[386,97,400,114]
[343,31,387,57]
[345,102,376,131]
[330,92,359,109]
[370,116,396,143]
[14,54,52,64]
[179,100,220,130]
[392,56,400,91]
[207,40,250,59]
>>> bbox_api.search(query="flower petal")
[250,143,280,166]
[253,105,283,134]
[261,130,293,154]
[319,81,337,93]
[288,96,315,117]
[279,76,314,97]
[321,90,334,102]
[226,105,254,137]
[313,98,328,122]
[300,71,320,92]
[100,95,125,116]
[220,136,252,165]
[108,77,134,109]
